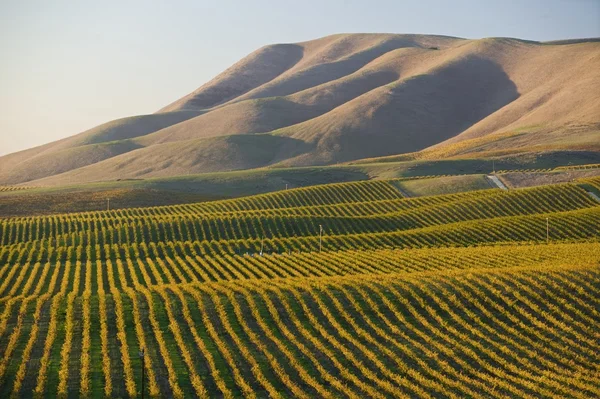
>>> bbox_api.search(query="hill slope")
[1,33,599,186]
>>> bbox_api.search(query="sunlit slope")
[140,35,462,145]
[28,135,309,184]
[2,34,598,186]
[0,112,200,184]
[159,34,461,112]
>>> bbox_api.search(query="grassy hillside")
[391,174,492,196]
[0,176,598,397]
[3,158,600,218]
[0,112,200,185]
[1,34,598,186]
[0,167,370,217]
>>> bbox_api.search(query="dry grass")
[392,175,492,197]
[1,34,598,186]
[500,169,600,188]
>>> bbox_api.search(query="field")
[0,177,599,397]
[3,155,600,218]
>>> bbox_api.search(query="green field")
[3,155,600,218]
[0,176,599,397]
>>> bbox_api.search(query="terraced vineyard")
[0,179,599,397]
[0,186,33,193]
[581,175,600,192]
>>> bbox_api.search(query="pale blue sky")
[1,0,598,156]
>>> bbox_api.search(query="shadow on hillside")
[247,37,423,99]
[182,133,313,171]
[185,43,306,109]
[318,55,521,162]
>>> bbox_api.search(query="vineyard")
[581,175,600,192]
[0,186,34,193]
[0,178,599,397]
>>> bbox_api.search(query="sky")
[1,0,599,156]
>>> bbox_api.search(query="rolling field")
[3,158,599,219]
[0,178,599,398]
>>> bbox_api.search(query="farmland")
[0,177,599,398]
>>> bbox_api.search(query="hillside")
[0,178,599,397]
[1,33,599,186]
[3,159,600,218]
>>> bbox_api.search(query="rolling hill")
[2,29,600,399]
[1,33,599,186]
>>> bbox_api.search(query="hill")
[3,159,600,218]
[1,33,599,186]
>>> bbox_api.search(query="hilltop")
[1,33,599,186]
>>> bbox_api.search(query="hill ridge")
[1,33,599,186]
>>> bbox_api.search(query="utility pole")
[260,236,264,256]
[285,183,288,190]
[546,217,549,243]
[259,220,264,256]
[319,225,323,252]
[139,348,145,399]
[107,198,110,211]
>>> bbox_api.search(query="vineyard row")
[0,258,598,397]
[0,241,598,297]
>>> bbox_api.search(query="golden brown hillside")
[1,33,599,186]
